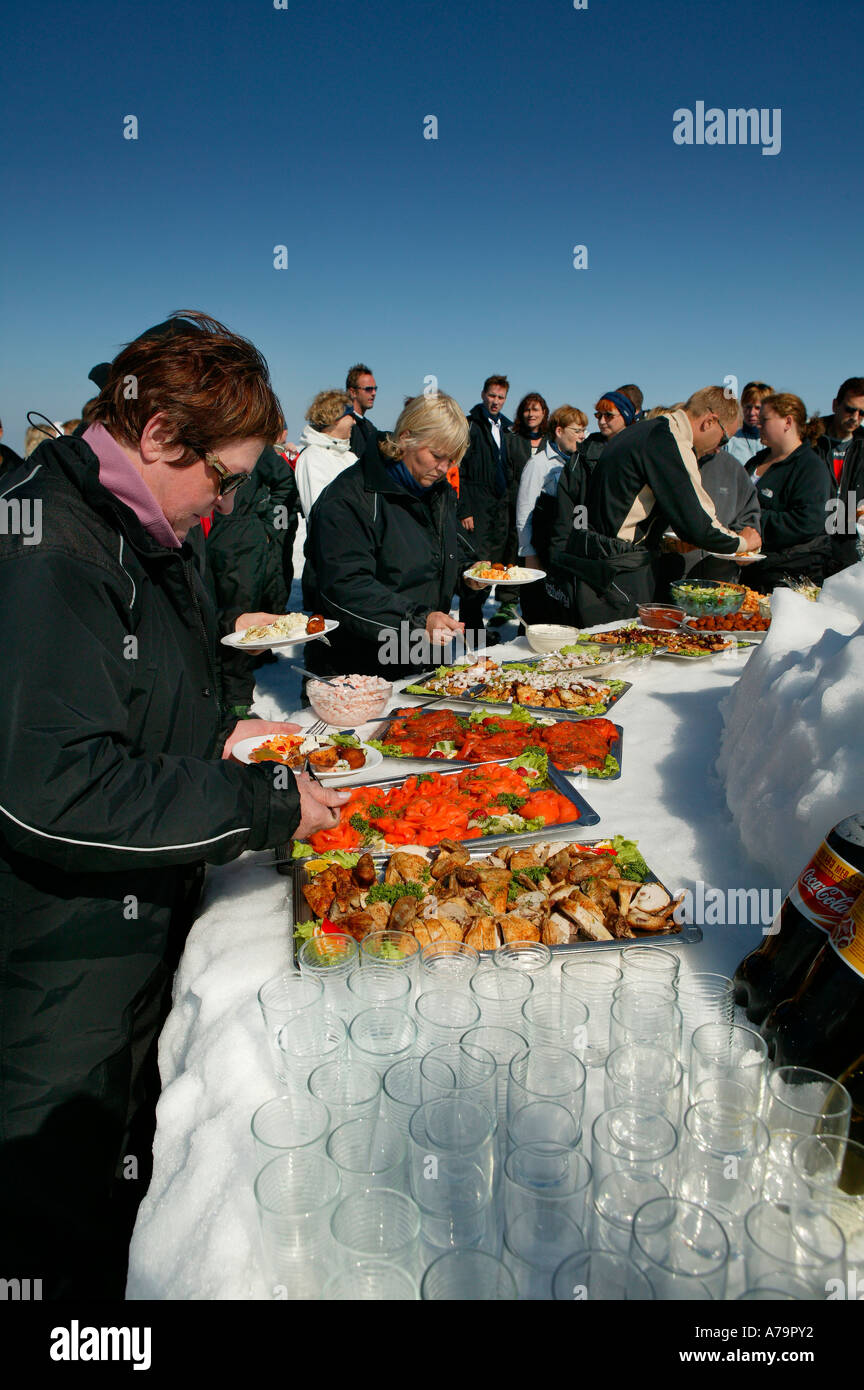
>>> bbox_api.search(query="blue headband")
[600,391,637,425]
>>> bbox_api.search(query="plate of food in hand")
[369,704,623,778]
[221,612,339,651]
[232,731,382,780]
[292,836,694,954]
[463,562,546,585]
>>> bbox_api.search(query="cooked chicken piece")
[352,853,377,888]
[567,861,603,885]
[548,883,576,903]
[605,911,633,940]
[365,901,391,930]
[509,850,542,872]
[307,746,340,770]
[438,838,469,861]
[632,883,673,913]
[431,853,464,881]
[475,867,512,914]
[486,854,507,868]
[586,879,616,914]
[574,917,615,942]
[512,870,549,894]
[332,890,365,916]
[332,866,356,899]
[543,912,574,947]
[340,747,366,770]
[614,880,643,915]
[456,865,481,887]
[464,890,495,916]
[420,916,465,944]
[464,919,501,952]
[413,923,433,949]
[385,852,430,884]
[545,849,571,882]
[556,891,610,939]
[510,890,548,913]
[498,914,541,944]
[302,871,337,919]
[335,910,378,942]
[388,895,419,932]
[434,896,476,926]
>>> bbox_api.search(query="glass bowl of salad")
[669,580,745,618]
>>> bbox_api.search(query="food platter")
[369,705,624,780]
[284,757,600,858]
[221,617,339,652]
[404,660,633,721]
[291,836,702,957]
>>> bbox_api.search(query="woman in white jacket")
[295,389,357,516]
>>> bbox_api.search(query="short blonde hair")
[684,386,742,433]
[24,423,54,456]
[380,392,471,465]
[306,389,351,431]
[549,405,588,432]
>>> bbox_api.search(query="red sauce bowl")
[637,603,685,630]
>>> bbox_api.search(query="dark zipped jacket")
[745,443,833,585]
[303,443,473,675]
[813,425,864,572]
[0,436,302,1143]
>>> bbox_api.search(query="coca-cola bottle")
[734,814,864,1024]
[765,888,864,1082]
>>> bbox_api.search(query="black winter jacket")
[457,405,514,517]
[814,426,864,572]
[745,444,833,587]
[303,444,473,675]
[0,436,302,1146]
[208,445,301,709]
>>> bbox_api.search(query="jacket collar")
[360,442,448,501]
[469,402,513,432]
[30,434,193,562]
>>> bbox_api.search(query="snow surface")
[718,560,864,890]
[127,565,864,1299]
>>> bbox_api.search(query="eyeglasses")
[709,417,729,448]
[595,411,620,421]
[840,404,864,418]
[204,452,250,497]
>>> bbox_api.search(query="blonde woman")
[294,389,357,517]
[303,392,479,675]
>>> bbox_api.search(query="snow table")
[126,630,777,1300]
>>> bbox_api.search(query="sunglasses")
[204,452,250,497]
[595,411,620,421]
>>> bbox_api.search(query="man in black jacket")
[0,315,348,1298]
[812,377,864,572]
[346,362,380,460]
[457,375,513,632]
[553,387,760,622]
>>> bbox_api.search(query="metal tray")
[274,757,600,875]
[369,709,624,782]
[403,672,632,723]
[290,837,702,956]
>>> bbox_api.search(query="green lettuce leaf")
[610,836,650,880]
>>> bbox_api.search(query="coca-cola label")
[829,889,864,981]
[788,842,864,935]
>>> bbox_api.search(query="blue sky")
[1,0,861,452]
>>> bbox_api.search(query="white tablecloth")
[127,633,776,1299]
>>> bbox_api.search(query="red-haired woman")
[0,312,348,1297]
[745,392,833,588]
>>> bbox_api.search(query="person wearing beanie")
[546,389,637,604]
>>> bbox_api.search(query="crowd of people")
[1,309,862,1300]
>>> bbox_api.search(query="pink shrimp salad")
[307,674,393,727]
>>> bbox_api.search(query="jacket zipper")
[181,558,219,699]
